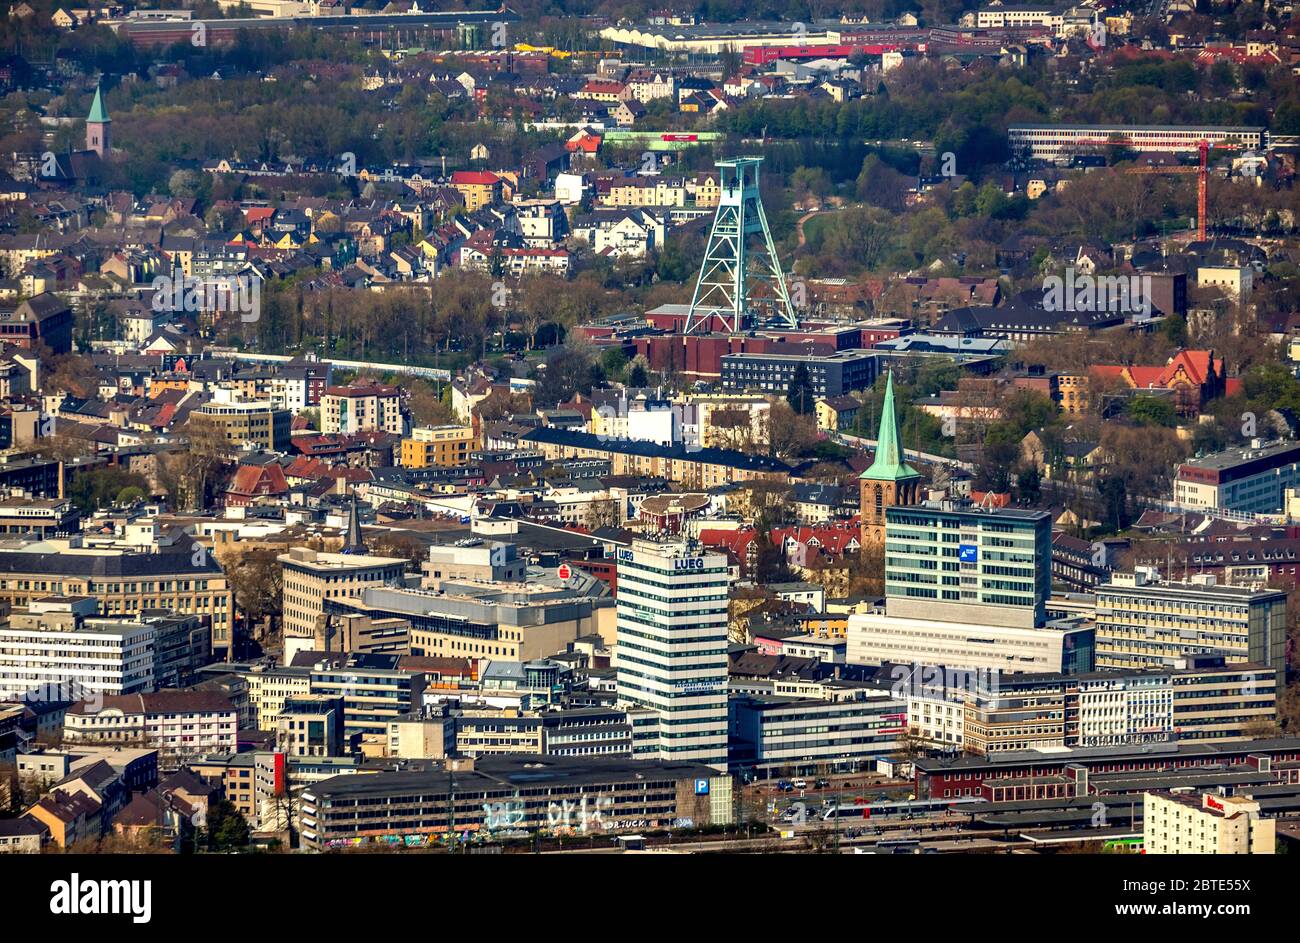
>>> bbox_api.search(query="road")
[832,430,974,471]
[796,207,833,247]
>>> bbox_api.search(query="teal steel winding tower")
[683,157,797,335]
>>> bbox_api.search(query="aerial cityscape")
[0,0,1297,892]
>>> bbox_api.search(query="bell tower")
[86,84,110,158]
[859,371,922,546]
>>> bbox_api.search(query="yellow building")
[1144,791,1274,854]
[0,542,234,653]
[450,171,502,212]
[191,390,291,453]
[1058,373,1089,415]
[278,549,410,664]
[693,173,721,206]
[522,427,789,489]
[400,425,476,468]
[605,178,686,208]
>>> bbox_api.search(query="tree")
[786,363,816,416]
[766,401,817,459]
[222,547,283,645]
[533,342,604,407]
[407,379,456,427]
[600,347,629,378]
[65,467,152,513]
[1014,465,1041,504]
[164,416,230,510]
[204,800,250,852]
[1096,476,1130,532]
[1127,394,1176,427]
[709,406,761,453]
[474,387,532,423]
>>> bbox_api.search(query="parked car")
[776,780,794,792]
[792,779,809,790]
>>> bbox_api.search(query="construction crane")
[1116,139,1240,242]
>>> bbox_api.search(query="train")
[819,796,988,821]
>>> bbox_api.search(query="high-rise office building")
[884,502,1053,629]
[615,538,729,771]
[848,500,1086,675]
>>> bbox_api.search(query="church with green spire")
[859,371,923,545]
[86,84,110,158]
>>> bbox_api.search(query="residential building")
[513,199,568,246]
[322,382,403,435]
[400,425,475,467]
[191,388,291,452]
[0,293,73,354]
[0,817,47,853]
[571,209,664,258]
[449,170,501,211]
[519,427,790,489]
[63,690,238,761]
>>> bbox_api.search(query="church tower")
[859,371,923,546]
[86,84,110,158]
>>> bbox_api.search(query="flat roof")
[1009,123,1265,133]
[916,737,1300,773]
[306,754,721,800]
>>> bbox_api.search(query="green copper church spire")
[87,84,110,124]
[860,371,921,482]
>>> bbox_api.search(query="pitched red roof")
[450,170,501,186]
[227,462,289,498]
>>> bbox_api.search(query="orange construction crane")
[1119,139,1239,242]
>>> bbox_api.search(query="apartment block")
[63,691,238,761]
[191,388,291,452]
[322,382,403,435]
[400,425,476,468]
